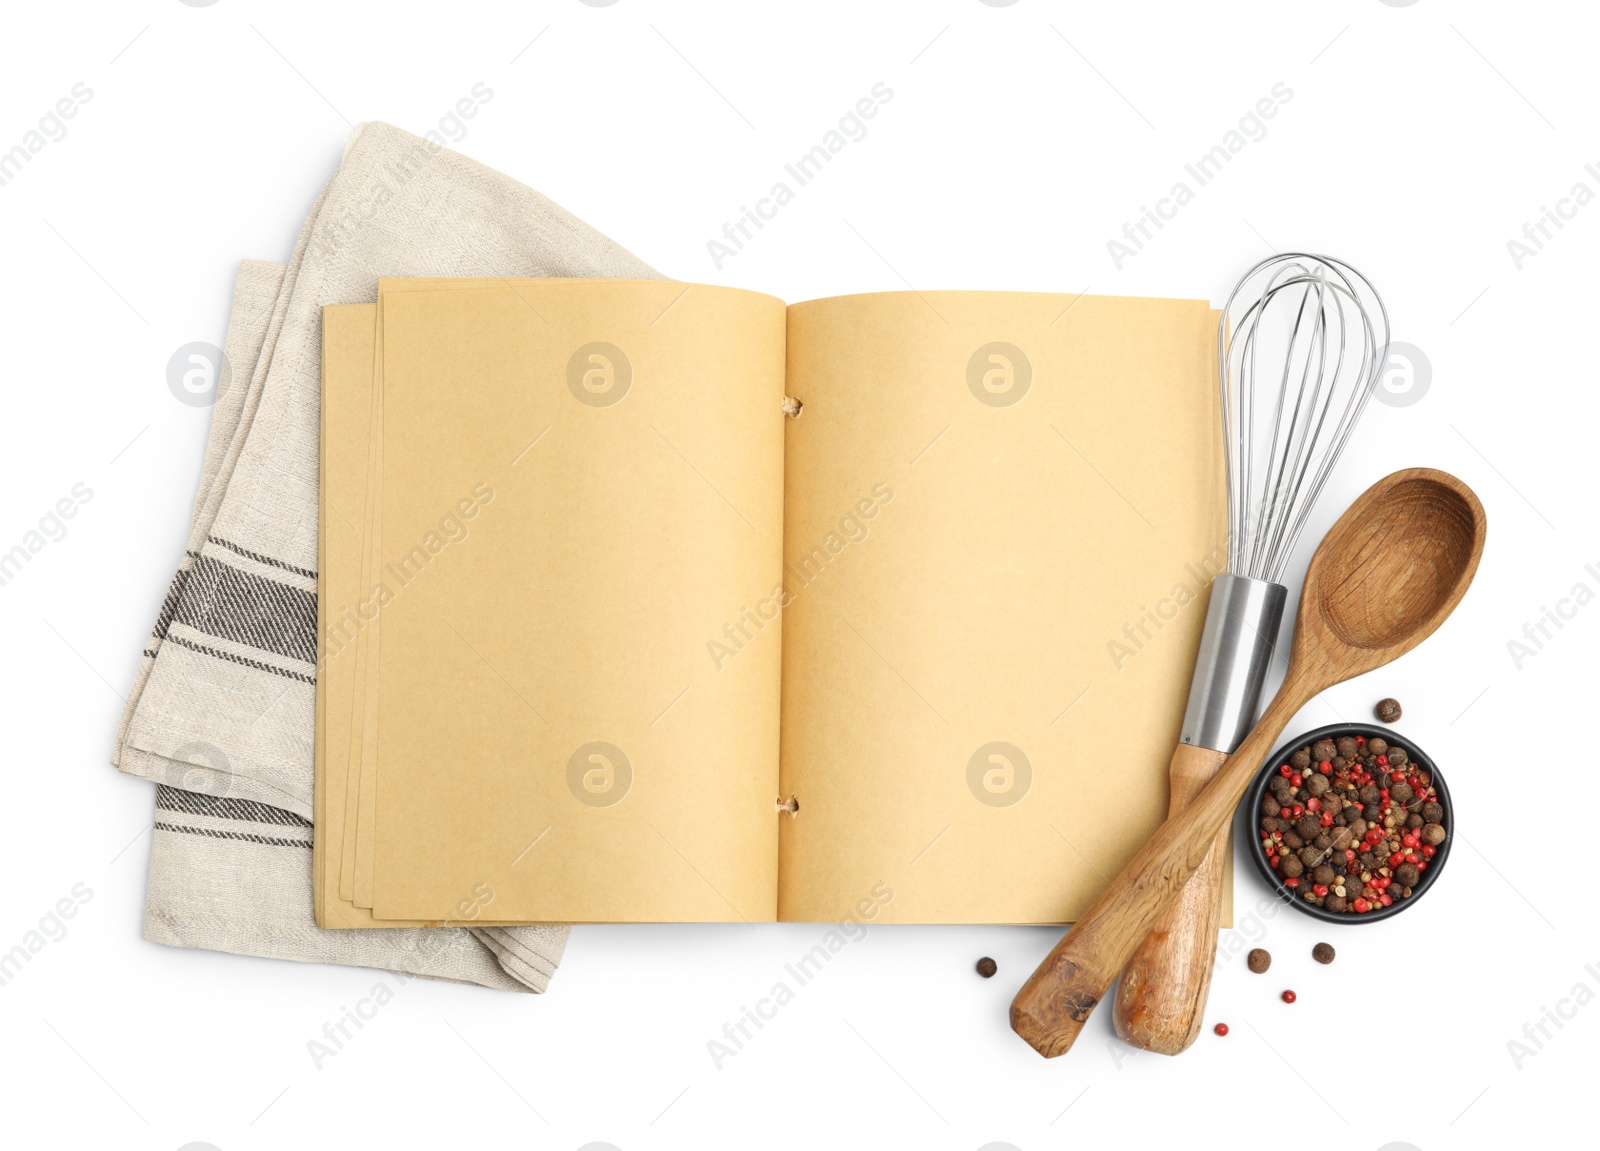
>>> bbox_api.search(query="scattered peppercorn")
[976,957,997,978]
[1214,1022,1229,1036]
[1282,989,1297,1003]
[1258,730,1446,915]
[1312,942,1335,964]
[1376,697,1402,723]
[1247,948,1272,974]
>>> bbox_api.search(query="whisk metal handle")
[1181,574,1287,753]
[1112,574,1285,1055]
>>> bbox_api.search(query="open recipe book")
[315,279,1228,927]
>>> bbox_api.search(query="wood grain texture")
[1011,469,1487,1058]
[1112,743,1229,1055]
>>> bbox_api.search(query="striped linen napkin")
[113,122,660,990]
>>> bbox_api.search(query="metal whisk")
[1111,253,1389,1056]
[1221,254,1391,584]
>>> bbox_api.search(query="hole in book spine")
[776,795,800,816]
[781,396,803,418]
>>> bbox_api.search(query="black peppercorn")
[1335,736,1359,760]
[1290,748,1311,771]
[1263,795,1281,816]
[1375,697,1402,723]
[1422,801,1444,823]
[1313,865,1335,886]
[1393,862,1419,887]
[1306,774,1330,796]
[1406,813,1423,830]
[1363,803,1383,821]
[1324,893,1348,913]
[1298,845,1322,868]
[1367,737,1388,757]
[1312,738,1337,763]
[1390,782,1414,805]
[1312,942,1336,964]
[976,956,997,978]
[1388,747,1409,768]
[1282,830,1304,849]
[1421,822,1447,846]
[1358,784,1380,805]
[1296,815,1322,840]
[1247,948,1272,973]
[1280,855,1304,878]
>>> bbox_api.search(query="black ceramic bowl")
[1244,722,1453,924]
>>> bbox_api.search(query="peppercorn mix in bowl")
[1245,723,1452,923]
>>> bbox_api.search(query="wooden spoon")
[1011,468,1486,1058]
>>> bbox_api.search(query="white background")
[1,1,1595,1148]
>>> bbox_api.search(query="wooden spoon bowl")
[1010,469,1485,1058]
[1305,473,1478,656]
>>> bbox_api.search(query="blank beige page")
[370,280,787,923]
[316,304,396,926]
[777,291,1225,924]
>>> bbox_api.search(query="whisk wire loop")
[1219,254,1390,583]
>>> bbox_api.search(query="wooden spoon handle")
[1111,744,1230,1055]
[1011,690,1303,1058]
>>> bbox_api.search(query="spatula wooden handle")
[1011,690,1300,1058]
[1111,743,1230,1055]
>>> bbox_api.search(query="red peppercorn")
[1318,761,1332,775]
[1378,893,1393,907]
[1403,832,1419,848]
[1279,764,1292,778]
[1306,798,1321,811]
[1376,755,1388,768]
[1415,861,1427,871]
[1389,851,1405,867]
[1353,898,1370,912]
[1214,1022,1229,1036]
[1313,884,1328,897]
[1319,813,1334,827]
[1281,990,1297,1004]
[1285,877,1300,888]
[1422,845,1436,859]
[1290,772,1303,787]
